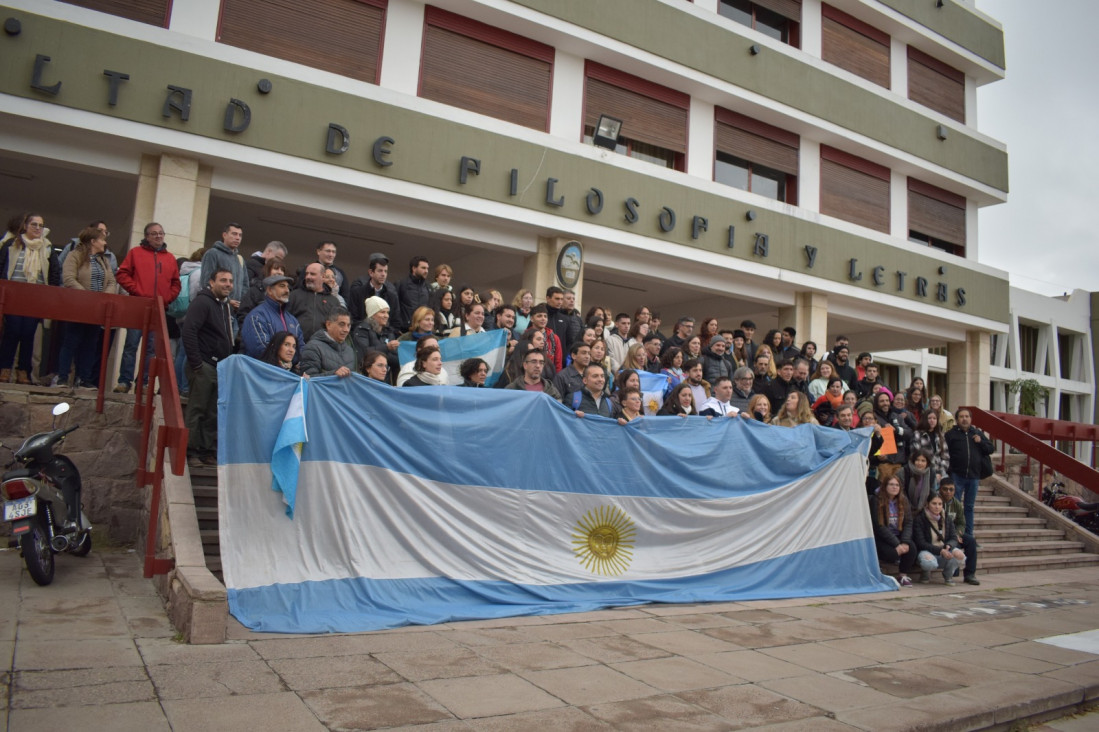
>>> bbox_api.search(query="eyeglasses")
[147,231,166,238]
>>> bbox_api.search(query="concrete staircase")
[188,464,222,581]
[974,482,1099,574]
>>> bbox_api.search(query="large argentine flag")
[218,356,893,634]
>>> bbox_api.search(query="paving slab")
[13,637,143,670]
[521,664,659,706]
[473,641,598,672]
[759,642,878,673]
[418,672,565,718]
[676,684,824,729]
[1042,659,1099,701]
[610,656,745,691]
[163,690,329,731]
[759,673,899,712]
[635,629,744,656]
[146,659,285,699]
[269,653,404,691]
[11,666,154,709]
[9,700,170,731]
[999,640,1099,666]
[472,706,609,731]
[300,681,455,729]
[559,634,673,664]
[843,665,958,698]
[375,646,507,681]
[656,612,748,629]
[583,693,733,730]
[694,649,815,682]
[815,635,938,664]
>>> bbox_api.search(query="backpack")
[167,270,191,319]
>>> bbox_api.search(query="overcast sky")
[976,0,1099,297]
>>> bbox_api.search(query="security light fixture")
[592,114,622,151]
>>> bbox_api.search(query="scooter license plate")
[3,496,36,521]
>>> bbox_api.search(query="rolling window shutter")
[821,4,889,88]
[714,110,798,175]
[820,146,890,233]
[420,9,553,132]
[908,178,966,245]
[753,0,801,21]
[907,46,965,122]
[584,64,688,154]
[218,0,385,84]
[59,0,170,26]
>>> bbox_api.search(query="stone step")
[977,540,1085,558]
[975,517,1048,527]
[192,485,217,501]
[200,529,219,546]
[973,505,1030,517]
[195,506,219,528]
[975,528,1065,542]
[974,496,1011,505]
[978,553,1099,574]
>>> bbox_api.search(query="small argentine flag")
[637,370,672,415]
[270,378,308,518]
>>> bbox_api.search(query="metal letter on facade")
[163,85,192,121]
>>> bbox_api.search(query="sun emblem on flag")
[646,397,659,414]
[571,505,636,576]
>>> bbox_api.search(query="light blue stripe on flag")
[637,370,671,415]
[270,378,308,518]
[398,329,508,386]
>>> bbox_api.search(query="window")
[59,0,170,26]
[714,108,798,203]
[1019,324,1039,374]
[908,178,966,257]
[718,0,801,47]
[420,7,553,132]
[908,46,965,122]
[819,146,890,233]
[927,371,947,402]
[821,4,889,88]
[583,62,689,172]
[218,0,386,84]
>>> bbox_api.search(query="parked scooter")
[1042,481,1099,533]
[1,403,92,585]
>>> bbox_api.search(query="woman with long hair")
[684,335,703,362]
[362,349,390,382]
[659,346,685,389]
[912,409,950,485]
[730,329,750,369]
[625,320,650,348]
[0,213,56,384]
[459,357,489,387]
[403,345,448,387]
[807,360,836,401]
[772,391,819,427]
[747,393,772,423]
[431,288,459,335]
[512,288,534,337]
[799,340,818,374]
[623,343,648,372]
[658,382,698,417]
[260,331,301,375]
[913,493,964,585]
[755,344,778,379]
[589,338,612,394]
[57,226,119,387]
[870,474,916,586]
[905,386,925,424]
[697,317,719,350]
[927,393,955,431]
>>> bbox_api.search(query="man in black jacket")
[396,255,430,333]
[287,263,337,342]
[183,269,235,467]
[944,407,995,535]
[546,286,581,353]
[765,359,796,414]
[348,253,399,323]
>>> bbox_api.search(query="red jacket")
[116,240,181,303]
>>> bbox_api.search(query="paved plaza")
[1,546,1098,731]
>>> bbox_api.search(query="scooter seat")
[1,468,35,481]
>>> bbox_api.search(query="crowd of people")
[1,214,994,587]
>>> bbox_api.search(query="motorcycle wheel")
[21,523,55,586]
[70,531,92,557]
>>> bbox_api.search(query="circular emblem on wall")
[571,505,636,576]
[556,241,583,289]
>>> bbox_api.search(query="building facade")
[0,0,1020,409]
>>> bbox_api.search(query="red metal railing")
[968,406,1099,500]
[0,280,187,577]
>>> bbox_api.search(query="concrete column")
[130,153,211,257]
[947,330,991,411]
[687,98,715,180]
[890,38,908,96]
[801,0,823,59]
[798,139,821,212]
[168,0,220,39]
[549,50,585,140]
[378,0,425,95]
[890,170,907,239]
[523,236,584,306]
[781,291,828,354]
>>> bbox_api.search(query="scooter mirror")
[52,403,71,417]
